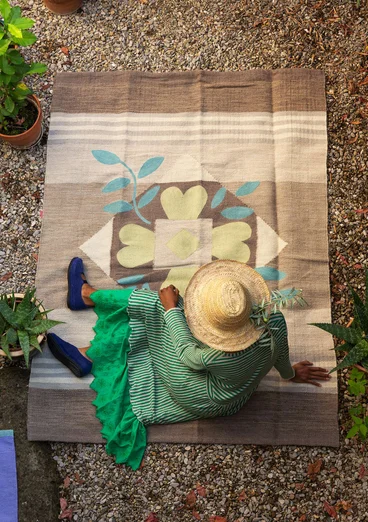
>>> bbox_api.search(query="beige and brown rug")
[28,70,338,446]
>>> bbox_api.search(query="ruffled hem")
[87,289,146,470]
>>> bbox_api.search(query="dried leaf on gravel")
[192,509,201,520]
[145,513,159,522]
[209,517,227,522]
[0,272,12,281]
[354,208,368,214]
[238,490,247,501]
[324,501,338,519]
[359,464,368,479]
[60,46,69,56]
[196,483,207,497]
[307,458,323,476]
[358,77,368,86]
[63,476,70,488]
[336,500,352,512]
[186,490,197,508]
[298,516,307,522]
[59,498,73,520]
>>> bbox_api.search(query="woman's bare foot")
[78,346,92,362]
[80,274,96,307]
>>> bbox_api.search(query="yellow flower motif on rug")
[117,185,252,294]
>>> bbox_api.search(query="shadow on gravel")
[0,367,60,522]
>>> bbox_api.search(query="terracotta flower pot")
[0,293,46,361]
[0,95,43,149]
[43,0,83,15]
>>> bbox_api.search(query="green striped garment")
[127,289,295,425]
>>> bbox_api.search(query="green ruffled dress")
[87,288,146,470]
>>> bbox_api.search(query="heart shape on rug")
[212,222,252,263]
[118,224,155,268]
[160,186,208,220]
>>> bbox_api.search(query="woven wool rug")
[28,70,338,446]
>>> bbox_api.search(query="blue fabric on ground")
[0,430,18,522]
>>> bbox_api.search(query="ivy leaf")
[211,187,226,209]
[236,181,260,197]
[103,200,133,214]
[138,185,160,209]
[102,177,130,193]
[138,156,164,179]
[221,206,254,219]
[92,149,122,165]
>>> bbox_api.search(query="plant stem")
[119,160,150,225]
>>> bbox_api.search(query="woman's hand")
[159,285,180,311]
[290,360,331,387]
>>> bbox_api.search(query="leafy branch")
[250,288,307,328]
[92,150,164,224]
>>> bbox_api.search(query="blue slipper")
[47,333,92,377]
[67,257,92,311]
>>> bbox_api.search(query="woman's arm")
[160,286,206,371]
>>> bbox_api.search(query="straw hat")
[184,260,270,352]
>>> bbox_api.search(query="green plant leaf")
[346,424,359,439]
[331,339,368,373]
[7,23,22,39]
[0,314,6,336]
[0,300,20,328]
[7,49,24,64]
[8,5,21,23]
[360,424,367,438]
[6,327,17,346]
[0,38,10,55]
[350,286,368,334]
[11,17,34,30]
[0,334,11,359]
[0,0,11,21]
[311,322,362,344]
[18,329,30,367]
[26,319,64,335]
[25,62,47,75]
[351,415,363,425]
[4,95,14,112]
[12,30,37,47]
[334,342,352,352]
[29,334,42,352]
[0,55,15,75]
[365,269,368,314]
[13,82,31,99]
[0,72,12,84]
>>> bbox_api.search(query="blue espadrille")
[67,257,92,311]
[47,333,92,377]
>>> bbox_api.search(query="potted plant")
[0,288,63,367]
[312,270,368,373]
[43,0,83,15]
[0,0,47,148]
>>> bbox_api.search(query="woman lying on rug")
[48,258,331,470]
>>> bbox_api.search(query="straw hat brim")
[184,260,270,352]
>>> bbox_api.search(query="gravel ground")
[1,0,368,520]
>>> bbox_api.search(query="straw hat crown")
[184,260,270,352]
